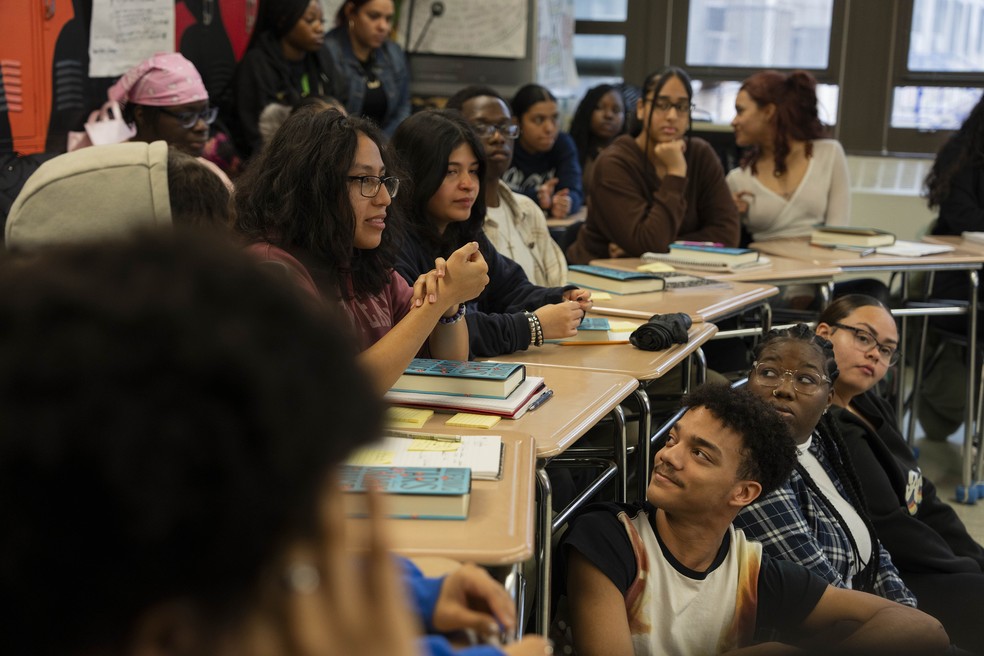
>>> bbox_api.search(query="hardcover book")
[567,264,666,294]
[667,243,760,265]
[339,465,471,520]
[810,226,896,248]
[385,376,546,420]
[392,359,526,399]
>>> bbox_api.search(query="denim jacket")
[323,26,410,135]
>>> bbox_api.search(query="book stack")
[386,359,544,419]
[339,465,471,520]
[567,264,666,294]
[643,243,768,272]
[810,226,896,248]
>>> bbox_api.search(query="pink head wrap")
[108,53,208,107]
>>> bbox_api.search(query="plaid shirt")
[734,432,916,607]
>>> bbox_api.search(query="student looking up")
[446,85,568,287]
[567,67,738,264]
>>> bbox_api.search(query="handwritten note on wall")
[402,0,528,59]
[89,0,174,77]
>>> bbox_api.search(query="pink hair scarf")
[109,52,208,107]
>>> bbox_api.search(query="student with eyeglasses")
[502,83,584,219]
[734,324,918,611]
[446,86,568,287]
[391,109,593,358]
[728,70,850,243]
[567,67,739,265]
[815,295,984,654]
[234,109,490,394]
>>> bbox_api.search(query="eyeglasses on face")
[830,322,900,365]
[348,175,400,199]
[647,98,696,115]
[751,361,831,396]
[158,105,219,129]
[472,122,520,139]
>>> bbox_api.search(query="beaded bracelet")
[524,311,544,347]
[438,303,467,325]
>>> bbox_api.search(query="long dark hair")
[570,84,626,168]
[638,67,693,172]
[925,92,984,208]
[817,293,891,327]
[390,109,488,259]
[752,323,880,594]
[233,110,403,299]
[738,70,824,176]
[511,83,557,123]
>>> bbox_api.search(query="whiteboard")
[400,0,528,59]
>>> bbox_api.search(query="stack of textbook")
[643,242,769,272]
[386,358,545,420]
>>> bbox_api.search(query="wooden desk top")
[590,281,778,323]
[588,256,841,284]
[545,206,586,229]
[751,237,984,271]
[346,429,536,566]
[420,365,639,459]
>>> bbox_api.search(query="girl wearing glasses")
[727,70,850,243]
[503,84,584,219]
[234,109,489,393]
[567,67,739,264]
[734,324,916,610]
[569,84,627,197]
[816,295,984,653]
[391,110,593,358]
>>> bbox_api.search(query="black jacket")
[393,232,571,358]
[831,391,984,575]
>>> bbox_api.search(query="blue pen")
[527,388,554,411]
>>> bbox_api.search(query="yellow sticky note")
[589,291,612,300]
[348,449,394,466]
[445,413,501,429]
[637,262,676,273]
[609,320,639,334]
[408,438,460,452]
[386,406,434,428]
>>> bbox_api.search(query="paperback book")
[810,226,896,248]
[667,242,760,265]
[339,465,471,520]
[392,359,526,399]
[567,264,666,294]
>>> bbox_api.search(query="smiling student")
[567,67,738,264]
[391,109,592,358]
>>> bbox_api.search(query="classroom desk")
[346,429,536,636]
[588,255,842,286]
[546,206,586,251]
[417,365,639,635]
[753,237,984,502]
[589,280,779,324]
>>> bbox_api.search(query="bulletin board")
[399,0,527,59]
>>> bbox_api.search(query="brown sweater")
[566,135,739,264]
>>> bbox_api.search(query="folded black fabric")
[629,312,693,351]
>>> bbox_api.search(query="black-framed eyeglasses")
[830,322,900,365]
[157,105,219,129]
[472,122,519,139]
[347,175,400,199]
[751,361,831,396]
[648,98,696,115]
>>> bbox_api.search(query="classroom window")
[573,34,626,78]
[908,0,984,71]
[574,0,629,21]
[685,0,835,69]
[689,80,839,126]
[891,86,983,129]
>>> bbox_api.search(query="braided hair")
[754,323,881,593]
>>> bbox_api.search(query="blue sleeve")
[401,557,444,631]
[553,133,585,213]
[419,636,504,656]
[384,41,411,134]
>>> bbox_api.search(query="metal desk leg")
[695,347,707,386]
[503,562,525,642]
[635,390,652,501]
[904,268,935,448]
[612,404,628,503]
[959,270,980,503]
[534,465,552,634]
[818,281,833,311]
[897,271,910,430]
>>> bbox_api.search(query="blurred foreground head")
[0,231,383,655]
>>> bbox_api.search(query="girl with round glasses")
[817,295,984,653]
[567,67,739,264]
[391,109,593,358]
[234,109,489,393]
[503,84,584,219]
[734,324,916,610]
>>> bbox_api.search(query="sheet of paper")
[347,434,504,480]
[89,0,174,77]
